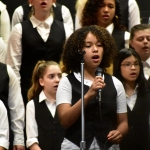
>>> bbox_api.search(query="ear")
[129,40,133,48]
[39,78,44,87]
[28,0,33,5]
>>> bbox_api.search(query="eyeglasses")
[121,62,140,69]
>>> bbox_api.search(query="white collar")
[30,15,53,28]
[39,91,47,103]
[39,90,56,104]
[73,72,105,87]
[144,57,150,66]
[106,23,114,35]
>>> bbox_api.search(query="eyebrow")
[122,60,139,63]
[85,41,101,43]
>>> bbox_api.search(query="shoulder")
[0,100,5,108]
[0,100,7,114]
[111,75,125,90]
[58,76,72,91]
[26,100,34,109]
[61,5,70,12]
[12,22,22,33]
[59,76,71,86]
[128,0,138,6]
[104,73,123,87]
[0,1,6,12]
[14,5,23,13]
[124,31,130,40]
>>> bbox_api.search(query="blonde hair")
[76,0,88,18]
[27,60,60,101]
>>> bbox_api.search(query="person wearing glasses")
[113,48,150,150]
[130,24,150,81]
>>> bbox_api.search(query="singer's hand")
[29,143,41,150]
[95,76,106,89]
[86,76,106,99]
[107,130,122,144]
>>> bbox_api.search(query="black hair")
[113,48,150,96]
[62,25,117,73]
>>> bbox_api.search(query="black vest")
[120,92,150,150]
[33,97,65,150]
[20,19,65,105]
[112,27,125,51]
[22,2,63,22]
[66,73,117,149]
[57,0,76,25]
[0,63,9,110]
[0,63,14,149]
[136,0,150,24]
[119,0,129,30]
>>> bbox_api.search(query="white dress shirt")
[26,91,56,148]
[106,23,130,48]
[6,65,25,146]
[11,3,73,31]
[127,0,140,31]
[126,86,138,111]
[75,0,140,31]
[142,57,150,80]
[0,100,9,149]
[56,72,127,150]
[7,15,73,82]
[0,1,10,63]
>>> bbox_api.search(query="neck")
[142,56,149,62]
[83,68,96,81]
[124,81,136,97]
[97,22,111,28]
[43,91,56,102]
[34,12,50,21]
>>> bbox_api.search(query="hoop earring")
[115,15,118,19]
[31,6,35,16]
[50,7,53,14]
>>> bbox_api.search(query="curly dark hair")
[62,25,117,73]
[81,0,126,31]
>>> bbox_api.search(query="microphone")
[95,67,103,103]
[95,67,103,92]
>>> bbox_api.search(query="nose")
[143,37,148,43]
[55,76,60,82]
[103,6,108,12]
[93,45,98,52]
[131,64,136,69]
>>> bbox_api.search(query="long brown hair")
[27,60,60,101]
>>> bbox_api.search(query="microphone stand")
[78,50,86,150]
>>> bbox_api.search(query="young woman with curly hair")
[75,0,140,31]
[77,0,130,75]
[56,25,128,150]
[79,0,130,51]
